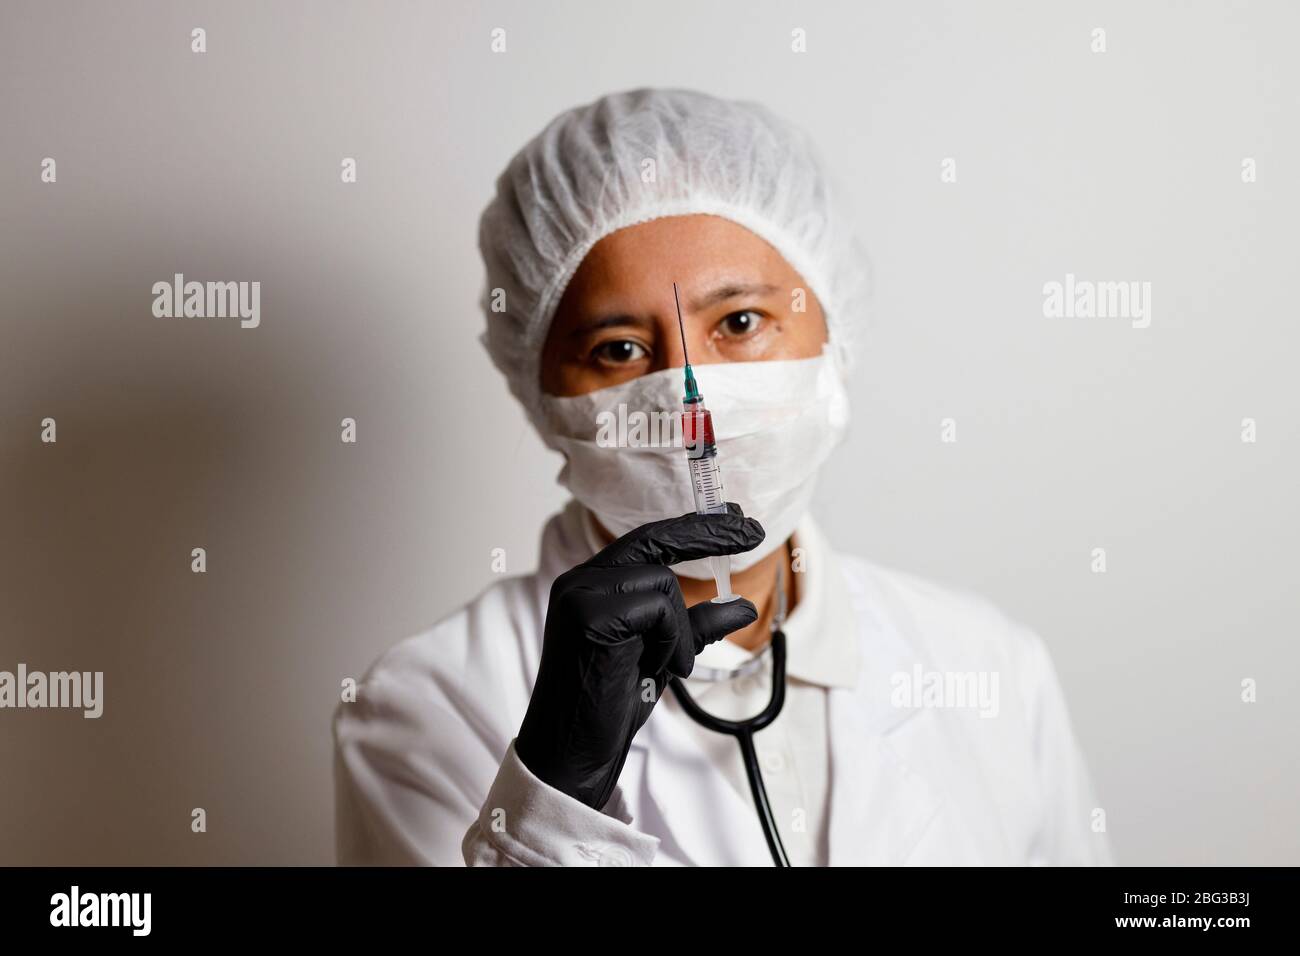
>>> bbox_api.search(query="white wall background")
[1,0,1295,864]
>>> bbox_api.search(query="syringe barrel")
[687,454,727,515]
[682,401,738,603]
[682,405,715,459]
[682,405,727,515]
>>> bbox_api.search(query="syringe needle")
[673,282,701,403]
[672,282,691,366]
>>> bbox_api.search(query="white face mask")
[538,345,850,579]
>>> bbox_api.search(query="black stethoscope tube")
[668,628,792,867]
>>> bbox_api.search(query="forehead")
[560,215,794,309]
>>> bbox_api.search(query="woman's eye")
[591,340,648,364]
[720,310,765,337]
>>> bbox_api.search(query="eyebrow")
[687,281,779,312]
[567,313,652,337]
[567,282,781,337]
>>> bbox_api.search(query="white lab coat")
[333,500,1114,866]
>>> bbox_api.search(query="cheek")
[806,301,830,349]
[539,340,593,398]
[538,341,567,395]
[551,363,604,398]
[543,355,650,398]
[777,308,829,359]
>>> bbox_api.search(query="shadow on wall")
[0,231,395,864]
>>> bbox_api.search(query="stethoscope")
[668,566,792,867]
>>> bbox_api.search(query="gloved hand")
[514,504,764,810]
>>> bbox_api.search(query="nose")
[660,312,688,369]
[657,297,712,370]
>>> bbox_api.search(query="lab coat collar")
[633,554,946,866]
[823,563,947,864]
[642,539,946,866]
[770,515,861,690]
[537,499,595,583]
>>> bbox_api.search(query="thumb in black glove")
[514,504,764,810]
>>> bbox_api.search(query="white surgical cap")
[477,87,870,430]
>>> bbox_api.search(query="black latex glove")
[514,504,765,810]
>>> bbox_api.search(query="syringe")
[673,282,738,604]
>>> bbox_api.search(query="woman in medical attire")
[333,88,1113,867]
